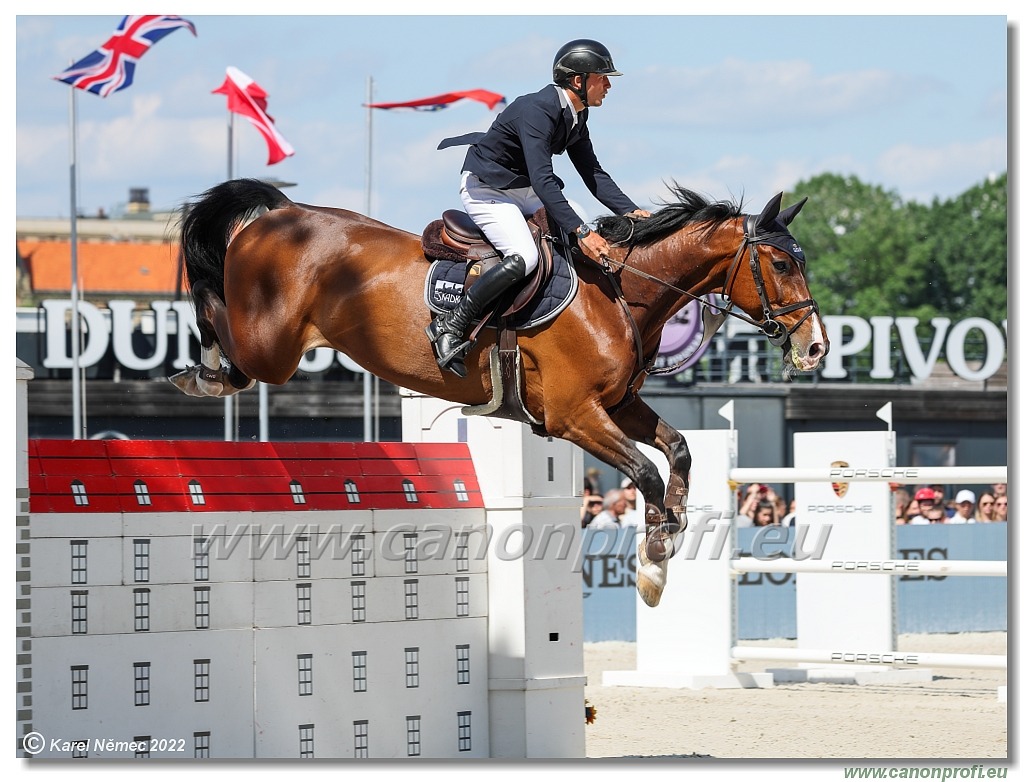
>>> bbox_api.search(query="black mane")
[596,183,743,247]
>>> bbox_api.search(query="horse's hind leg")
[169,281,255,398]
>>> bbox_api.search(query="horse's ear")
[778,196,808,226]
[755,192,784,229]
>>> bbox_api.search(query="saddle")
[420,209,567,431]
[421,209,556,318]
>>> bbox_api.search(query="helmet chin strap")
[571,73,590,108]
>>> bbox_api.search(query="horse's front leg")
[610,396,693,606]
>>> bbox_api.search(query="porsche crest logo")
[831,460,850,498]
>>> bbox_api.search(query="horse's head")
[725,192,829,372]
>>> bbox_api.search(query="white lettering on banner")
[830,467,918,479]
[806,505,873,513]
[819,314,1005,381]
[944,318,1006,380]
[829,560,920,573]
[32,300,1006,381]
[829,651,921,665]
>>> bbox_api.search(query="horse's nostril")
[809,341,825,359]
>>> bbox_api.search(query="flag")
[213,66,295,165]
[366,89,505,112]
[53,15,196,98]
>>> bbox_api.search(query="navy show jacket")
[438,84,638,234]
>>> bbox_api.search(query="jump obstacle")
[17,357,586,759]
[604,427,1008,691]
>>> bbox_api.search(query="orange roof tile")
[18,240,184,295]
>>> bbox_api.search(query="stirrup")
[425,320,472,378]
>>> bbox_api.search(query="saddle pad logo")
[831,460,850,498]
[432,280,464,306]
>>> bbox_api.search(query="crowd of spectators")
[895,483,1008,524]
[582,467,1008,528]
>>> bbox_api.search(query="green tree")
[923,172,1007,321]
[785,172,1007,325]
[785,173,923,319]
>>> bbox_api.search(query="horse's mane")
[596,183,743,247]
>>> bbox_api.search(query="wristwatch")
[576,224,591,239]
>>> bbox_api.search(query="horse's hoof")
[169,367,206,397]
[169,367,227,397]
[637,540,667,607]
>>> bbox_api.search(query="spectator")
[975,492,997,522]
[619,478,642,525]
[892,487,911,524]
[581,494,604,528]
[781,498,798,527]
[993,495,1008,522]
[904,498,920,521]
[737,483,773,525]
[588,489,629,529]
[751,500,778,527]
[772,494,788,524]
[991,482,1007,499]
[924,504,947,524]
[586,467,605,496]
[908,487,938,525]
[948,490,976,524]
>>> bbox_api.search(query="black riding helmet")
[552,39,622,107]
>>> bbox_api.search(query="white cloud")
[627,58,939,129]
[874,136,1007,202]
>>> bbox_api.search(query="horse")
[170,178,829,607]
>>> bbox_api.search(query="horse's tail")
[178,178,293,305]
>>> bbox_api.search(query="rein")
[596,216,819,386]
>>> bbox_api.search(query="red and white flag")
[366,89,505,112]
[213,66,295,165]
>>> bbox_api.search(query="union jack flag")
[53,15,197,98]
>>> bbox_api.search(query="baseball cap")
[955,489,976,505]
[914,487,936,501]
[620,478,635,489]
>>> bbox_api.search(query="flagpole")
[363,75,375,442]
[68,78,83,440]
[224,110,235,441]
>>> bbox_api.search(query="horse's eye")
[772,260,788,272]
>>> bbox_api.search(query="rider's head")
[552,39,622,108]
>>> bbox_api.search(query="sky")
[14,10,1013,238]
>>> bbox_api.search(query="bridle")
[718,215,819,348]
[594,214,820,382]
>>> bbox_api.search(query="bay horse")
[171,178,828,607]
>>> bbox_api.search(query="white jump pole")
[732,647,1007,671]
[732,559,1007,578]
[731,466,1007,484]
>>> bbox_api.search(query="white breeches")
[459,171,542,274]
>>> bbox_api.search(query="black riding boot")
[426,253,528,377]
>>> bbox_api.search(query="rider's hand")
[578,230,612,263]
[627,209,652,219]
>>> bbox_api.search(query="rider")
[429,38,651,377]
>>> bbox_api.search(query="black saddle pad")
[424,246,578,330]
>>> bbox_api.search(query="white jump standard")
[605,426,1007,690]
